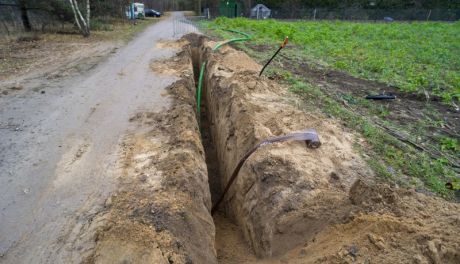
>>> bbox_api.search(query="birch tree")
[68,0,90,37]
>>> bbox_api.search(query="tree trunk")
[19,0,31,31]
[68,0,82,31]
[68,0,90,37]
[86,0,90,35]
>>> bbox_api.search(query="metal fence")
[268,8,460,21]
[173,15,206,37]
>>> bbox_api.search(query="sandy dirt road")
[0,12,196,263]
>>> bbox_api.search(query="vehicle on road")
[145,8,162,17]
[126,3,145,19]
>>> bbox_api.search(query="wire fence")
[2,1,459,38]
[173,15,205,37]
[262,8,460,21]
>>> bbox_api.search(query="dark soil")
[281,53,459,131]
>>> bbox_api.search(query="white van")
[126,3,145,19]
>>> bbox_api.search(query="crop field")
[201,18,460,197]
[206,18,460,102]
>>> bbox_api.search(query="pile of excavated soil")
[201,37,374,258]
[83,43,217,264]
[216,180,460,264]
[197,35,460,263]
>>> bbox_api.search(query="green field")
[205,18,460,102]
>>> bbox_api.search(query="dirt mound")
[200,37,374,257]
[83,44,217,264]
[155,39,189,50]
[196,35,460,262]
[150,53,193,77]
[279,180,460,264]
[79,35,459,264]
[214,182,460,264]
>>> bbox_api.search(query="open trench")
[183,33,373,261]
[192,40,258,263]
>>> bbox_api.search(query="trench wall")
[89,41,217,264]
[199,38,374,257]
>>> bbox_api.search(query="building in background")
[219,0,242,18]
[250,4,270,19]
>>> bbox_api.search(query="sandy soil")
[0,13,197,263]
[86,48,217,264]
[215,180,460,264]
[195,35,460,263]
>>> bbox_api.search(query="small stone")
[104,196,113,207]
[367,233,385,250]
[23,188,30,194]
[374,241,385,251]
[41,90,45,94]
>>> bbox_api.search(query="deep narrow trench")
[190,41,258,262]
[190,44,223,207]
[199,74,222,206]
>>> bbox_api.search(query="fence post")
[313,8,317,20]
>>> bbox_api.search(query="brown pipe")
[211,129,321,215]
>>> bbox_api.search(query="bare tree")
[68,0,90,37]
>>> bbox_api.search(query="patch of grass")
[90,18,115,31]
[287,75,456,196]
[440,136,459,152]
[202,18,460,104]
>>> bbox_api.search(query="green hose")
[196,29,251,118]
[196,61,207,119]
[212,29,251,51]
